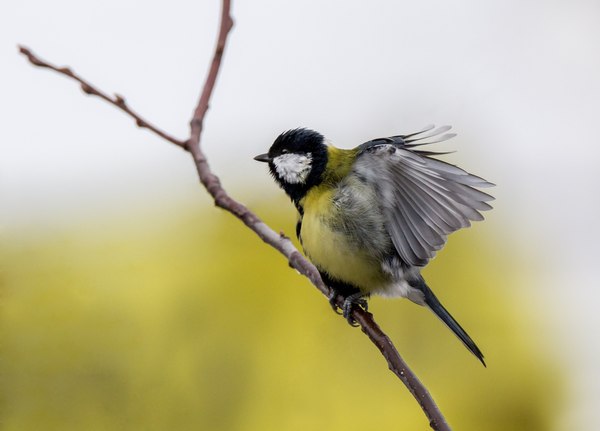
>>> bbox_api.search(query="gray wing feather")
[391,163,470,229]
[401,124,435,138]
[404,125,452,142]
[353,128,494,267]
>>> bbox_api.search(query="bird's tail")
[417,279,486,366]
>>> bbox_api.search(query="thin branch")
[18,1,451,429]
[18,46,186,148]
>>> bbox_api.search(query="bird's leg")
[319,271,367,323]
[328,291,343,315]
[342,292,369,327]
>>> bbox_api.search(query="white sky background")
[2,0,600,429]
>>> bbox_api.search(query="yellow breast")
[299,185,387,293]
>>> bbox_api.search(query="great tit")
[254,125,494,365]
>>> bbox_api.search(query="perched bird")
[254,125,494,365]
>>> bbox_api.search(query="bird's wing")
[353,126,494,267]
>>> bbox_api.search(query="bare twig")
[18,1,451,429]
[18,46,185,148]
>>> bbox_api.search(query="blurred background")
[2,0,599,430]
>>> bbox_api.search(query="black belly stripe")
[319,270,361,297]
[296,218,303,243]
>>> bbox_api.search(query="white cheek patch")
[273,153,313,184]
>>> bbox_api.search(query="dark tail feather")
[419,282,486,367]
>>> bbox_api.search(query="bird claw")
[342,294,368,326]
[327,288,369,326]
[328,293,343,315]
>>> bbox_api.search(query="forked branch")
[19,1,450,429]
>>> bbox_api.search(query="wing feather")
[402,164,490,216]
[353,128,494,266]
[396,177,458,234]
[392,164,470,230]
[394,188,446,250]
[404,125,453,142]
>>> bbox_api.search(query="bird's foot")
[328,292,343,315]
[342,292,369,327]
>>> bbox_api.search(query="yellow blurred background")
[1,198,560,430]
[3,0,599,430]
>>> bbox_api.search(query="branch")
[18,2,451,430]
[18,46,185,148]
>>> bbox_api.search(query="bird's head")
[254,128,328,203]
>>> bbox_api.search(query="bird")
[254,125,494,365]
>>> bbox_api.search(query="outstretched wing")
[353,126,494,267]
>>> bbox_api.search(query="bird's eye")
[281,149,288,154]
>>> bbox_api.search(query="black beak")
[254,153,271,163]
